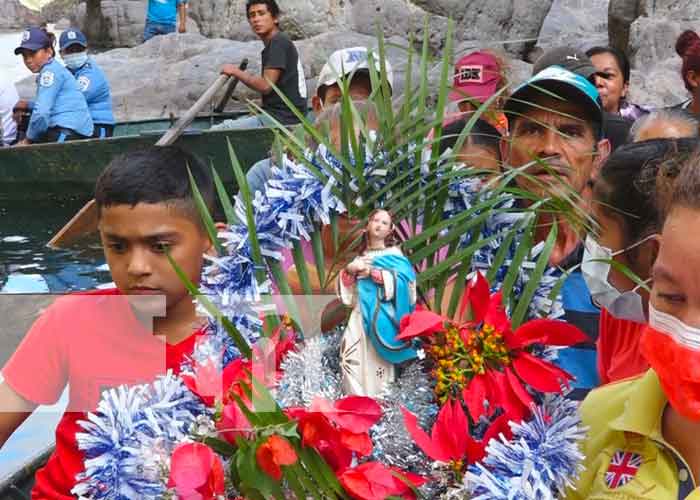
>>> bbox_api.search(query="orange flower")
[255,435,298,480]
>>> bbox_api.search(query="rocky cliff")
[13,0,699,120]
[0,0,43,30]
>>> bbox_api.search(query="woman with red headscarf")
[675,30,700,117]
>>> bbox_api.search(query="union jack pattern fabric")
[605,450,642,489]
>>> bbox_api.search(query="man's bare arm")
[220,66,282,95]
[0,381,36,448]
[177,3,187,33]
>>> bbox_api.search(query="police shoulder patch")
[77,75,90,92]
[39,71,55,87]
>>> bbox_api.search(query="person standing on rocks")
[217,0,307,129]
[59,29,116,138]
[143,0,188,42]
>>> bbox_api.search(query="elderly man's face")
[503,96,603,197]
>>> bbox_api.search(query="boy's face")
[247,3,277,39]
[98,203,212,317]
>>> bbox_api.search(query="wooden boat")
[0,112,275,201]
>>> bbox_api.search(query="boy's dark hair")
[246,0,280,18]
[94,146,214,226]
[438,117,502,159]
[594,138,699,244]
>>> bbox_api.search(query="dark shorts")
[143,21,176,41]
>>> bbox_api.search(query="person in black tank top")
[218,0,307,128]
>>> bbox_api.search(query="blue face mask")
[62,51,88,70]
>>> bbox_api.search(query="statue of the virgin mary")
[336,209,418,397]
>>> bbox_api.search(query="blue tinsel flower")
[464,395,586,500]
[72,373,208,500]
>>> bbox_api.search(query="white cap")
[315,47,394,95]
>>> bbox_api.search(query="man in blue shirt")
[13,27,93,144]
[502,66,611,399]
[59,29,115,138]
[143,0,188,42]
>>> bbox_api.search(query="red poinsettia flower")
[401,399,508,466]
[167,442,225,500]
[285,396,382,472]
[338,461,427,500]
[256,434,299,480]
[398,272,586,422]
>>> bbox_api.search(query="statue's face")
[367,210,392,242]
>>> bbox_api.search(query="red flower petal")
[461,271,491,323]
[332,396,383,432]
[483,291,511,333]
[256,435,298,481]
[168,442,225,498]
[433,400,470,460]
[401,407,450,462]
[316,440,353,472]
[217,401,252,444]
[339,462,426,500]
[340,429,373,457]
[512,352,574,393]
[256,440,283,480]
[463,373,488,421]
[486,369,528,422]
[505,366,534,411]
[396,310,446,340]
[511,319,588,349]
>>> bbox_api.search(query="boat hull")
[0,127,275,201]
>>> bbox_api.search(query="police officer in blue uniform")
[59,29,115,138]
[13,27,93,145]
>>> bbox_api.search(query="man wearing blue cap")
[502,65,611,400]
[59,29,115,138]
[143,0,188,42]
[13,27,93,144]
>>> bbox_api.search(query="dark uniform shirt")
[261,31,307,125]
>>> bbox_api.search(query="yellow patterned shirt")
[566,369,700,500]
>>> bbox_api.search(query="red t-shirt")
[596,307,649,385]
[1,288,203,499]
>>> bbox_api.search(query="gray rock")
[627,1,700,107]
[539,0,609,51]
[607,0,642,53]
[0,0,42,30]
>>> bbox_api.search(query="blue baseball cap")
[59,29,88,51]
[504,65,604,138]
[14,27,51,55]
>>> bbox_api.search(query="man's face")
[503,95,600,196]
[247,3,277,39]
[99,203,212,317]
[312,72,374,112]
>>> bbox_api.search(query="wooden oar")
[214,58,248,113]
[47,71,237,249]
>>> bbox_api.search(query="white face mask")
[62,51,88,70]
[581,234,655,323]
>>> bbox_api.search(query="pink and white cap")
[449,51,502,104]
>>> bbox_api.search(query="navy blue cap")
[14,27,51,55]
[59,29,88,50]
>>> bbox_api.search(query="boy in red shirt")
[0,145,215,498]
